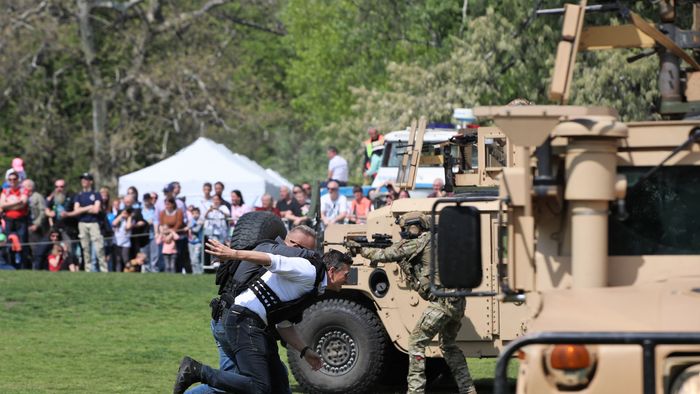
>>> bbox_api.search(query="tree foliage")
[0,0,666,191]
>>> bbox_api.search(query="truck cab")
[371,127,461,196]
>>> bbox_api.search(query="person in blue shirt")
[62,173,106,272]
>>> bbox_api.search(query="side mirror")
[437,206,482,288]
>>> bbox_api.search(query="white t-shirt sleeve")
[338,196,348,214]
[265,254,316,282]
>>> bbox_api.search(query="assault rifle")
[325,233,394,256]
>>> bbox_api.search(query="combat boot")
[465,383,477,394]
[173,356,203,394]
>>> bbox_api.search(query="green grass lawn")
[0,271,516,393]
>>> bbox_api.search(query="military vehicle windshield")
[609,166,700,255]
[385,142,444,167]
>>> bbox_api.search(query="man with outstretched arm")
[186,225,323,394]
[173,237,352,394]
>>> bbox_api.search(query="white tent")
[118,137,292,206]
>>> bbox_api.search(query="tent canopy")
[118,137,291,206]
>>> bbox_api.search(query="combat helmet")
[397,211,431,238]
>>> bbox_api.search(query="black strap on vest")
[252,257,325,326]
[249,278,282,310]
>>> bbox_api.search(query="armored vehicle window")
[386,142,444,167]
[609,166,700,255]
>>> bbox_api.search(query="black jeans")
[200,306,274,394]
[5,216,29,268]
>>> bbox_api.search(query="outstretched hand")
[205,239,237,260]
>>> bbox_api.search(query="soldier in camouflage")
[347,211,476,394]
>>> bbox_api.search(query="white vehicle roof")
[383,128,457,143]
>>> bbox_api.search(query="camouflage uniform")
[360,232,475,394]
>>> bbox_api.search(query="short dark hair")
[352,185,363,194]
[203,182,212,188]
[322,249,352,270]
[165,196,176,205]
[142,193,152,201]
[327,146,338,154]
[215,181,224,189]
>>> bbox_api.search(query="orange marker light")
[550,344,591,370]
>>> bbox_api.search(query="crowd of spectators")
[0,145,421,273]
[0,158,336,274]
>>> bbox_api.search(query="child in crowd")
[157,224,178,273]
[187,207,203,274]
[47,242,66,272]
[124,252,146,273]
[111,206,133,272]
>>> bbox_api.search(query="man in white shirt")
[174,242,352,394]
[326,146,349,186]
[320,181,348,227]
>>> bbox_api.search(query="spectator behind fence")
[284,188,310,227]
[364,144,384,183]
[348,186,371,224]
[172,181,185,205]
[111,204,133,272]
[276,186,299,219]
[155,183,186,229]
[24,179,48,270]
[63,173,107,272]
[214,182,231,210]
[301,182,312,203]
[326,146,349,186]
[0,171,30,268]
[229,190,251,228]
[157,224,178,273]
[140,193,158,272]
[321,181,347,227]
[3,158,26,189]
[255,193,281,217]
[45,229,77,272]
[199,182,213,213]
[362,127,384,173]
[159,196,184,234]
[125,252,146,273]
[427,178,446,198]
[123,194,147,262]
[45,179,80,262]
[203,194,229,243]
[124,186,142,209]
[188,207,204,274]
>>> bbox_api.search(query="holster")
[210,297,224,321]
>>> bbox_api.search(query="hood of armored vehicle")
[528,277,700,333]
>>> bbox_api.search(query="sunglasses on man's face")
[328,188,338,192]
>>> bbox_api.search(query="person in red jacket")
[0,171,29,268]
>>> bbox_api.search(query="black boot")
[173,356,203,394]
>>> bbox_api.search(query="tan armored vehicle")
[286,118,529,393]
[435,2,700,393]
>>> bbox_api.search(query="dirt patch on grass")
[4,300,20,310]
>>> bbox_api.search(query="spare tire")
[229,211,287,250]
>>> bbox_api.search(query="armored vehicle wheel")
[288,298,387,394]
[229,211,287,250]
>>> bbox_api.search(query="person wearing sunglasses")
[320,181,348,228]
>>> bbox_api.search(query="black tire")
[229,211,287,250]
[288,299,387,394]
